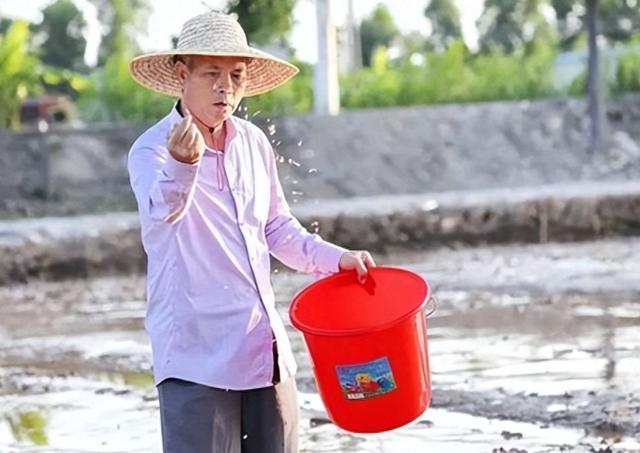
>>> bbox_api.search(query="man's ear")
[174,61,188,84]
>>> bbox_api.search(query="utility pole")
[345,0,362,73]
[314,0,340,115]
[585,0,607,154]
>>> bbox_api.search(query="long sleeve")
[128,140,201,224]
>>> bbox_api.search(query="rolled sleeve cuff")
[165,155,200,184]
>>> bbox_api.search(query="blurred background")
[1,0,639,128]
[1,0,640,218]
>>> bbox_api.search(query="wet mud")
[1,238,639,452]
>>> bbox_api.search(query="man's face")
[175,55,248,127]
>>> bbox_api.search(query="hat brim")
[129,47,299,98]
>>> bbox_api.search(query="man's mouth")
[213,102,230,108]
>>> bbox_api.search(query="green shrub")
[0,20,41,128]
[612,50,640,93]
[76,39,568,120]
[77,51,174,123]
[242,59,314,116]
[340,39,559,109]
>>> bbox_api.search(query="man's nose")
[215,74,232,92]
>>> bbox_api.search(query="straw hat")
[129,11,299,97]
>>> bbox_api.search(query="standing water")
[1,238,640,452]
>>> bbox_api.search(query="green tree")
[0,17,13,35]
[89,0,151,64]
[360,4,399,67]
[551,0,583,49]
[476,0,555,54]
[397,31,430,62]
[242,59,313,115]
[0,20,41,128]
[78,50,173,122]
[225,0,297,45]
[423,0,463,53]
[598,0,640,42]
[36,0,88,72]
[551,0,640,49]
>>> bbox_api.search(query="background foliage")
[0,20,41,128]
[0,0,639,128]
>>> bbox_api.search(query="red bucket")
[289,266,433,433]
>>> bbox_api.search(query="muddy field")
[1,238,639,452]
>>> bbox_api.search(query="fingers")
[168,108,193,143]
[354,260,368,282]
[167,106,204,164]
[339,251,375,283]
[362,251,376,268]
[185,125,199,150]
[171,113,192,145]
[167,123,180,149]
[180,114,193,141]
[354,251,374,282]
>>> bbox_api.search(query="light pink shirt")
[128,106,345,390]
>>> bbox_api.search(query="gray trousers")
[157,378,299,453]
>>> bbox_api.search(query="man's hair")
[172,55,194,69]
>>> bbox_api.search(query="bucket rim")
[289,266,430,337]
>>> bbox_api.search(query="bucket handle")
[425,296,437,318]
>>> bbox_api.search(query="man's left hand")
[339,250,376,282]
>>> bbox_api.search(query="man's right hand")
[167,107,205,164]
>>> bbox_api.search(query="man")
[127,11,375,453]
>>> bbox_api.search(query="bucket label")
[336,357,397,400]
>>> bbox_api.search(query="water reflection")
[427,291,640,396]
[4,411,48,446]
[0,239,639,451]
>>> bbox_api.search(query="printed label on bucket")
[336,357,397,400]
